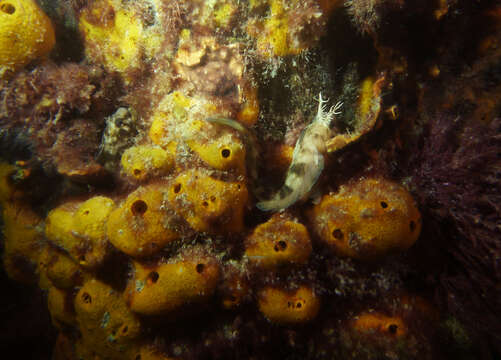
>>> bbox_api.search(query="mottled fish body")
[256,94,342,212]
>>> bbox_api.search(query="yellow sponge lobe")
[308,177,422,259]
[107,183,180,258]
[74,278,142,359]
[127,255,221,316]
[0,0,55,76]
[258,285,320,324]
[245,214,312,269]
[168,170,248,233]
[121,145,175,182]
[45,196,115,268]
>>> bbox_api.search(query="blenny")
[257,94,342,211]
[207,93,342,212]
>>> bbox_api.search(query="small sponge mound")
[342,295,439,358]
[45,196,115,268]
[127,250,221,316]
[308,177,421,259]
[121,145,175,182]
[168,170,248,233]
[352,312,407,338]
[245,213,312,269]
[107,183,181,258]
[258,285,320,324]
[74,278,142,360]
[187,130,246,174]
[0,0,55,76]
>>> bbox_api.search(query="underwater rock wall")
[1,0,501,359]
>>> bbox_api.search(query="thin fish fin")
[256,195,298,212]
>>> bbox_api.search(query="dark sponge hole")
[196,263,205,273]
[0,2,15,14]
[147,271,159,284]
[332,229,344,240]
[274,240,287,252]
[131,200,148,216]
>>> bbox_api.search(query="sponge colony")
[168,170,248,234]
[308,177,421,259]
[0,0,55,76]
[127,253,220,316]
[121,145,175,182]
[74,278,142,359]
[258,285,320,324]
[245,214,312,269]
[45,196,115,269]
[107,183,180,258]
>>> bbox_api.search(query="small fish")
[256,94,342,212]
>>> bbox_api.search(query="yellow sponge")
[121,145,175,182]
[74,278,142,359]
[45,196,115,268]
[0,0,55,76]
[168,170,248,233]
[106,183,180,258]
[127,253,221,316]
[245,214,312,269]
[258,285,320,324]
[308,177,421,259]
[40,246,81,290]
[187,131,246,174]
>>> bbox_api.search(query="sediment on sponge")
[74,278,143,359]
[246,0,326,58]
[330,294,439,359]
[120,145,175,182]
